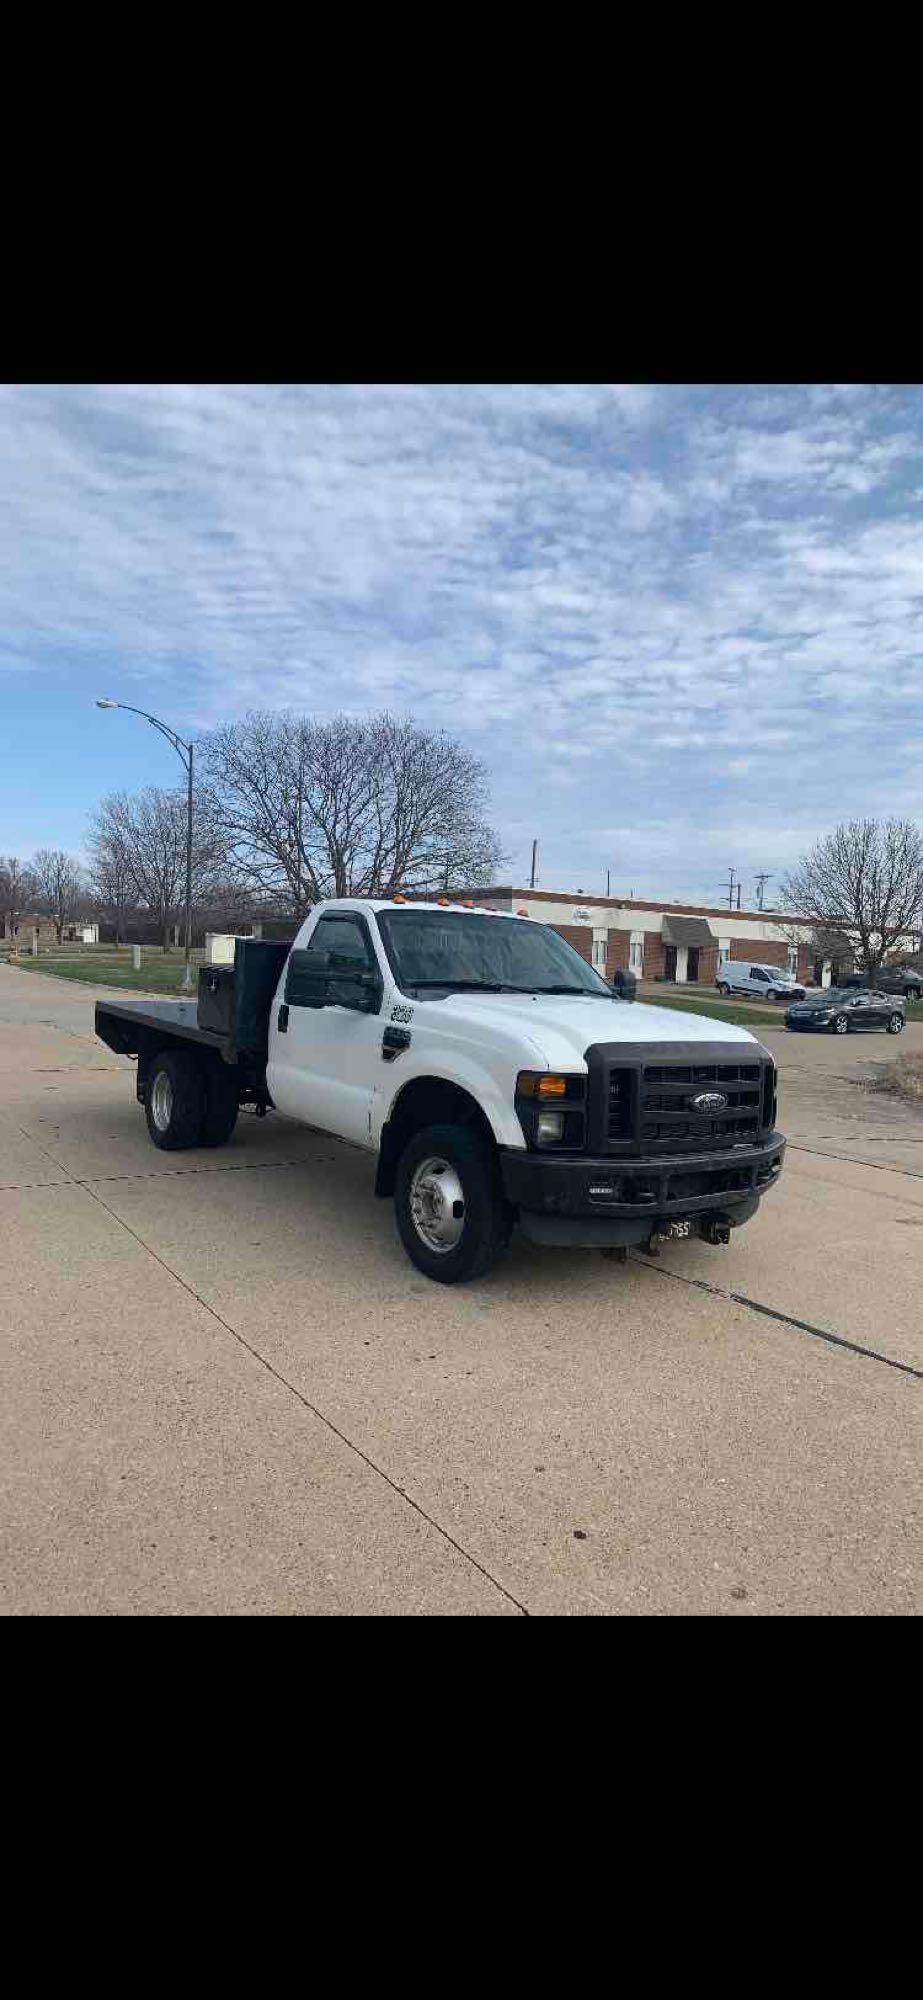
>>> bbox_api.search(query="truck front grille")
[607,1067,633,1140]
[604,1058,768,1151]
[640,1060,762,1151]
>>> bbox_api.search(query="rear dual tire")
[144,1048,240,1151]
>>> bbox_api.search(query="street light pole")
[95,699,195,990]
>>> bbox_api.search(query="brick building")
[473,888,854,987]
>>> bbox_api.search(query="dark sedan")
[786,989,906,1035]
[843,968,923,997]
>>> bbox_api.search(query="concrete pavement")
[1,963,920,1615]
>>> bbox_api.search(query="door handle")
[278,1003,289,1033]
[382,1025,411,1062]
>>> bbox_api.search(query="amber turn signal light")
[516,1072,570,1099]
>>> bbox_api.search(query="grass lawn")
[635,988,789,1029]
[8,952,921,1026]
[6,949,203,996]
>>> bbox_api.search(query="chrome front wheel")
[408,1155,466,1253]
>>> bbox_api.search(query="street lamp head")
[95,698,118,709]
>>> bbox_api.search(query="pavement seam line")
[81,1181,530,1616]
[15,1109,529,1616]
[632,1255,923,1381]
[788,1142,923,1178]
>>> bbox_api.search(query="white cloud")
[1,382,922,892]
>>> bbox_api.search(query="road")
[1,962,919,1615]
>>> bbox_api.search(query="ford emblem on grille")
[690,1090,728,1114]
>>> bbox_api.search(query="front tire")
[144,1048,206,1150]
[716,983,729,996]
[887,1012,904,1034]
[395,1122,512,1284]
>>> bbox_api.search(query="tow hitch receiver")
[702,1219,731,1246]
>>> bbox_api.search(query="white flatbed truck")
[95,899,785,1283]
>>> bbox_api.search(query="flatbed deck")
[95,997,228,1057]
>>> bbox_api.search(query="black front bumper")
[499,1134,786,1248]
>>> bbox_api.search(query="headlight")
[515,1071,587,1150]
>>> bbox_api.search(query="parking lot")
[1,961,920,1615]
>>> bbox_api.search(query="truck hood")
[435,992,761,1068]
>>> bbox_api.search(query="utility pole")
[737,883,741,909]
[722,868,737,909]
[606,869,610,897]
[754,872,771,911]
[530,839,538,889]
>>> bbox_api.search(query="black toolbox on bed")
[197,939,293,1056]
[197,963,236,1038]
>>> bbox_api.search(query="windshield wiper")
[407,979,529,993]
[405,979,609,997]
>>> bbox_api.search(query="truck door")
[267,912,386,1147]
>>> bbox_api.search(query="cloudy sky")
[2,382,921,904]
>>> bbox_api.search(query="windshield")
[376,909,613,996]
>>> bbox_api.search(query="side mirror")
[285,947,382,1013]
[285,947,331,1008]
[328,970,381,1014]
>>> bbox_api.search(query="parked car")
[786,989,906,1035]
[716,961,806,1003]
[842,968,923,998]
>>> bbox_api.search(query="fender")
[373,1053,529,1152]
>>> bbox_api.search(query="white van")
[716,961,806,1002]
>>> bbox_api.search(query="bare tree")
[782,819,923,984]
[198,710,504,914]
[0,856,36,941]
[91,787,222,950]
[86,808,138,944]
[31,849,84,943]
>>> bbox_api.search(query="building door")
[664,944,677,981]
[687,947,700,983]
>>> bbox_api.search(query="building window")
[591,929,607,972]
[718,939,731,965]
[787,946,798,976]
[629,931,644,974]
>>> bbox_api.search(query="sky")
[2,381,921,907]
